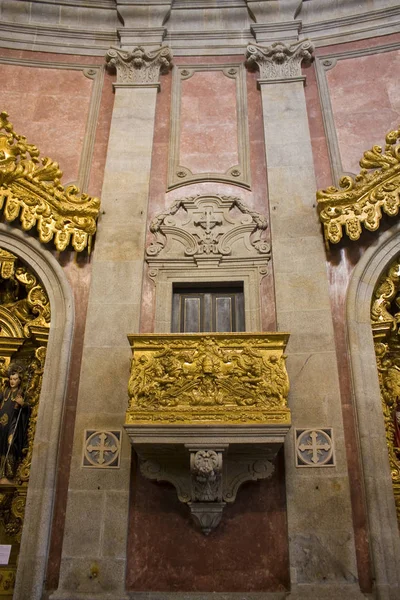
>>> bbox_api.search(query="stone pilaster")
[50,46,172,600]
[246,40,366,599]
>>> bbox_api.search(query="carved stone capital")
[246,39,314,83]
[105,45,173,88]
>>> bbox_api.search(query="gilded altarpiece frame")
[168,64,251,190]
[371,257,400,527]
[0,249,50,597]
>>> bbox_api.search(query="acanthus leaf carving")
[245,39,314,80]
[106,45,173,85]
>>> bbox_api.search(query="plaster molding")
[250,21,302,43]
[315,41,400,186]
[105,45,172,88]
[245,39,314,81]
[168,64,251,190]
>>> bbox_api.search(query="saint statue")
[0,365,30,484]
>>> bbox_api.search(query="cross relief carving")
[146,195,271,261]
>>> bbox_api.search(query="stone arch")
[347,223,400,599]
[0,224,74,600]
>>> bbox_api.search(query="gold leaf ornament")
[0,112,100,252]
[317,126,400,244]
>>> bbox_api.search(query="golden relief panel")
[127,333,291,426]
[372,256,400,527]
[317,126,400,244]
[0,111,100,252]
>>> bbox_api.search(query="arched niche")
[0,224,74,600]
[347,222,400,599]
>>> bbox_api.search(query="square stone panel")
[295,427,335,468]
[82,429,122,468]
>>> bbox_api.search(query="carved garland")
[0,112,100,252]
[371,256,400,527]
[317,126,400,244]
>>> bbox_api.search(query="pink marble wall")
[180,69,239,174]
[0,62,93,185]
[326,48,400,175]
[0,48,114,591]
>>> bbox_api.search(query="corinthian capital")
[105,45,173,88]
[246,40,314,82]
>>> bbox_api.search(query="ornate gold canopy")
[0,111,100,252]
[317,126,400,244]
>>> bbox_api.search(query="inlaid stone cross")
[295,428,334,467]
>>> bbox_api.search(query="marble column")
[50,45,172,600]
[245,41,365,599]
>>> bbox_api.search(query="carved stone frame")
[152,265,264,333]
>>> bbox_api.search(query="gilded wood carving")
[317,126,400,244]
[127,333,290,426]
[0,248,49,594]
[372,257,400,526]
[0,112,100,252]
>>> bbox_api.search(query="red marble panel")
[0,63,93,184]
[127,449,289,592]
[326,48,400,174]
[180,69,239,174]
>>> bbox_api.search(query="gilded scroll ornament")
[127,333,290,426]
[0,112,100,252]
[318,126,400,244]
[372,256,400,526]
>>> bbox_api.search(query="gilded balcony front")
[126,332,291,427]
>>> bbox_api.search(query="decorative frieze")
[245,39,314,83]
[295,428,335,467]
[105,45,172,88]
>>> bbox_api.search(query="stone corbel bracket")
[245,39,314,85]
[0,112,100,253]
[317,126,400,244]
[105,45,173,90]
[125,332,291,533]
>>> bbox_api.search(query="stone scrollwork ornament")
[146,195,271,261]
[318,126,400,244]
[106,45,173,85]
[245,39,314,80]
[0,112,100,252]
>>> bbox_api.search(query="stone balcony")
[125,332,291,533]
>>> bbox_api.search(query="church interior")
[0,1,399,599]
